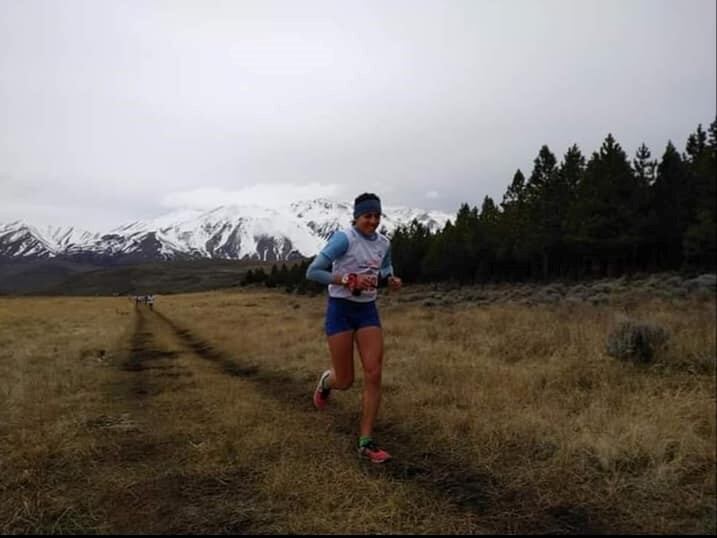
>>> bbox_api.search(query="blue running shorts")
[325,297,382,336]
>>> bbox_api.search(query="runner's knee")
[363,362,382,385]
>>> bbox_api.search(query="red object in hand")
[346,273,361,296]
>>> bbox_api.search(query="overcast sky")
[1,0,715,231]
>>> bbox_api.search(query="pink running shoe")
[358,440,392,463]
[313,370,332,410]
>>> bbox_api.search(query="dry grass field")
[1,280,715,533]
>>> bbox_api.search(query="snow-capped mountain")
[289,198,449,239]
[289,199,355,240]
[0,221,100,258]
[0,200,453,263]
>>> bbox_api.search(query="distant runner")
[306,193,402,463]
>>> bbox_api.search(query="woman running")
[305,192,402,463]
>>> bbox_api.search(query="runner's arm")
[378,246,394,287]
[305,231,349,285]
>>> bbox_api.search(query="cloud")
[161,183,343,210]
[1,1,714,230]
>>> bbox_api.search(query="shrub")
[663,275,683,288]
[535,291,560,304]
[606,319,670,364]
[685,274,716,294]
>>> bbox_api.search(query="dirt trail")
[152,308,605,534]
[88,307,264,533]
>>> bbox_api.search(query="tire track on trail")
[125,306,183,397]
[94,307,264,534]
[152,308,605,534]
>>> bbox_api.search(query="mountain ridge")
[0,199,453,263]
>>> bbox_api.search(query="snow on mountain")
[289,199,354,239]
[0,221,99,258]
[159,204,326,260]
[85,205,326,261]
[0,199,454,261]
[79,208,206,259]
[42,225,101,250]
[379,205,453,234]
[0,221,55,257]
[288,198,451,238]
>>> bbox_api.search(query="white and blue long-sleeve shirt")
[306,227,393,303]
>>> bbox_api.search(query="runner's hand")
[356,274,377,290]
[387,276,402,291]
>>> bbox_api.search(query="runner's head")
[353,193,381,235]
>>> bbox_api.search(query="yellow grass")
[1,288,714,533]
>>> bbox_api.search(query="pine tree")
[555,144,586,277]
[567,134,641,276]
[453,203,479,283]
[633,143,657,186]
[289,263,303,285]
[422,221,454,282]
[526,145,561,278]
[502,169,526,206]
[561,144,586,193]
[499,169,530,279]
[242,269,255,286]
[683,120,717,268]
[253,267,267,284]
[653,141,691,268]
[628,143,659,271]
[279,263,289,285]
[685,124,707,162]
[391,219,432,283]
[475,196,500,281]
[527,145,558,195]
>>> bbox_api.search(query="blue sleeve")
[305,231,349,285]
[379,245,394,278]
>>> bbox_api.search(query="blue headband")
[353,198,381,219]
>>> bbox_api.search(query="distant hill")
[0,258,101,295]
[0,258,282,296]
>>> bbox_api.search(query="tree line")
[241,259,324,294]
[246,119,715,290]
[393,120,716,283]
